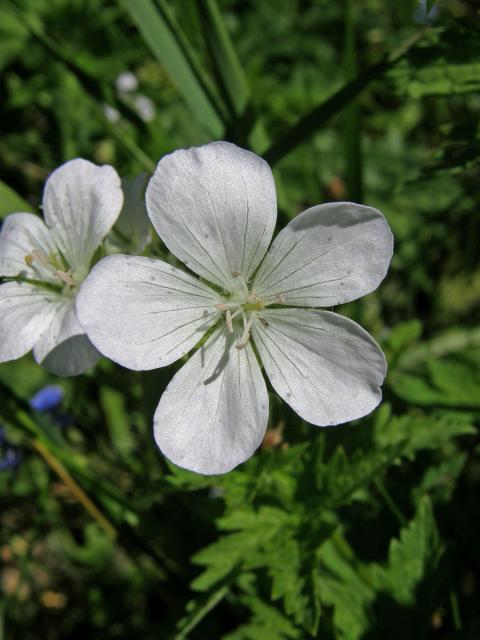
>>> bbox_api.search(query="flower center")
[215,273,283,350]
[25,249,76,289]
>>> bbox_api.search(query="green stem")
[32,439,117,539]
[343,0,363,202]
[264,25,435,165]
[374,477,407,526]
[174,585,230,639]
[449,590,462,630]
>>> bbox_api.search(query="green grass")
[1,1,479,638]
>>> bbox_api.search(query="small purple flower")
[0,447,22,471]
[30,385,64,412]
[0,426,22,472]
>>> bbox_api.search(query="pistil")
[25,249,76,288]
[235,311,255,350]
[215,275,285,349]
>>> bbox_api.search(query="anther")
[56,271,75,287]
[25,249,50,267]
[225,310,233,333]
[236,311,254,350]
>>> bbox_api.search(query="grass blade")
[195,1,248,120]
[195,0,271,151]
[122,0,225,137]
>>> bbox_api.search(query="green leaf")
[223,597,301,640]
[378,497,443,605]
[374,408,475,457]
[394,326,480,371]
[317,534,377,639]
[121,0,224,137]
[191,506,288,592]
[392,353,480,409]
[0,179,34,219]
[390,25,480,98]
[192,504,331,636]
[413,452,467,503]
[264,27,432,165]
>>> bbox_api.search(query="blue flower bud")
[0,447,22,472]
[30,385,64,412]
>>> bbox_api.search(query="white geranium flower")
[0,158,123,376]
[77,142,393,475]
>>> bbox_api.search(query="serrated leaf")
[413,452,466,503]
[392,354,480,409]
[192,505,328,635]
[191,507,289,592]
[378,497,443,605]
[223,597,301,640]
[374,411,475,456]
[316,534,377,639]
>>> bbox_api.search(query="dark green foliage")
[1,1,479,638]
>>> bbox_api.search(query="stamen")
[225,310,233,333]
[236,311,255,350]
[24,249,76,288]
[56,270,75,287]
[31,249,50,264]
[215,302,241,311]
[25,249,50,267]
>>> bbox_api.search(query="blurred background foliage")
[1,0,480,638]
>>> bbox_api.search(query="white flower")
[77,142,393,475]
[0,158,123,376]
[102,104,121,123]
[133,95,156,123]
[115,71,138,93]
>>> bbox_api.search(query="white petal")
[76,254,221,371]
[252,308,387,426]
[106,173,151,255]
[154,327,269,475]
[253,202,393,306]
[33,301,100,377]
[0,282,59,362]
[0,213,57,282]
[42,158,123,275]
[146,141,277,290]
